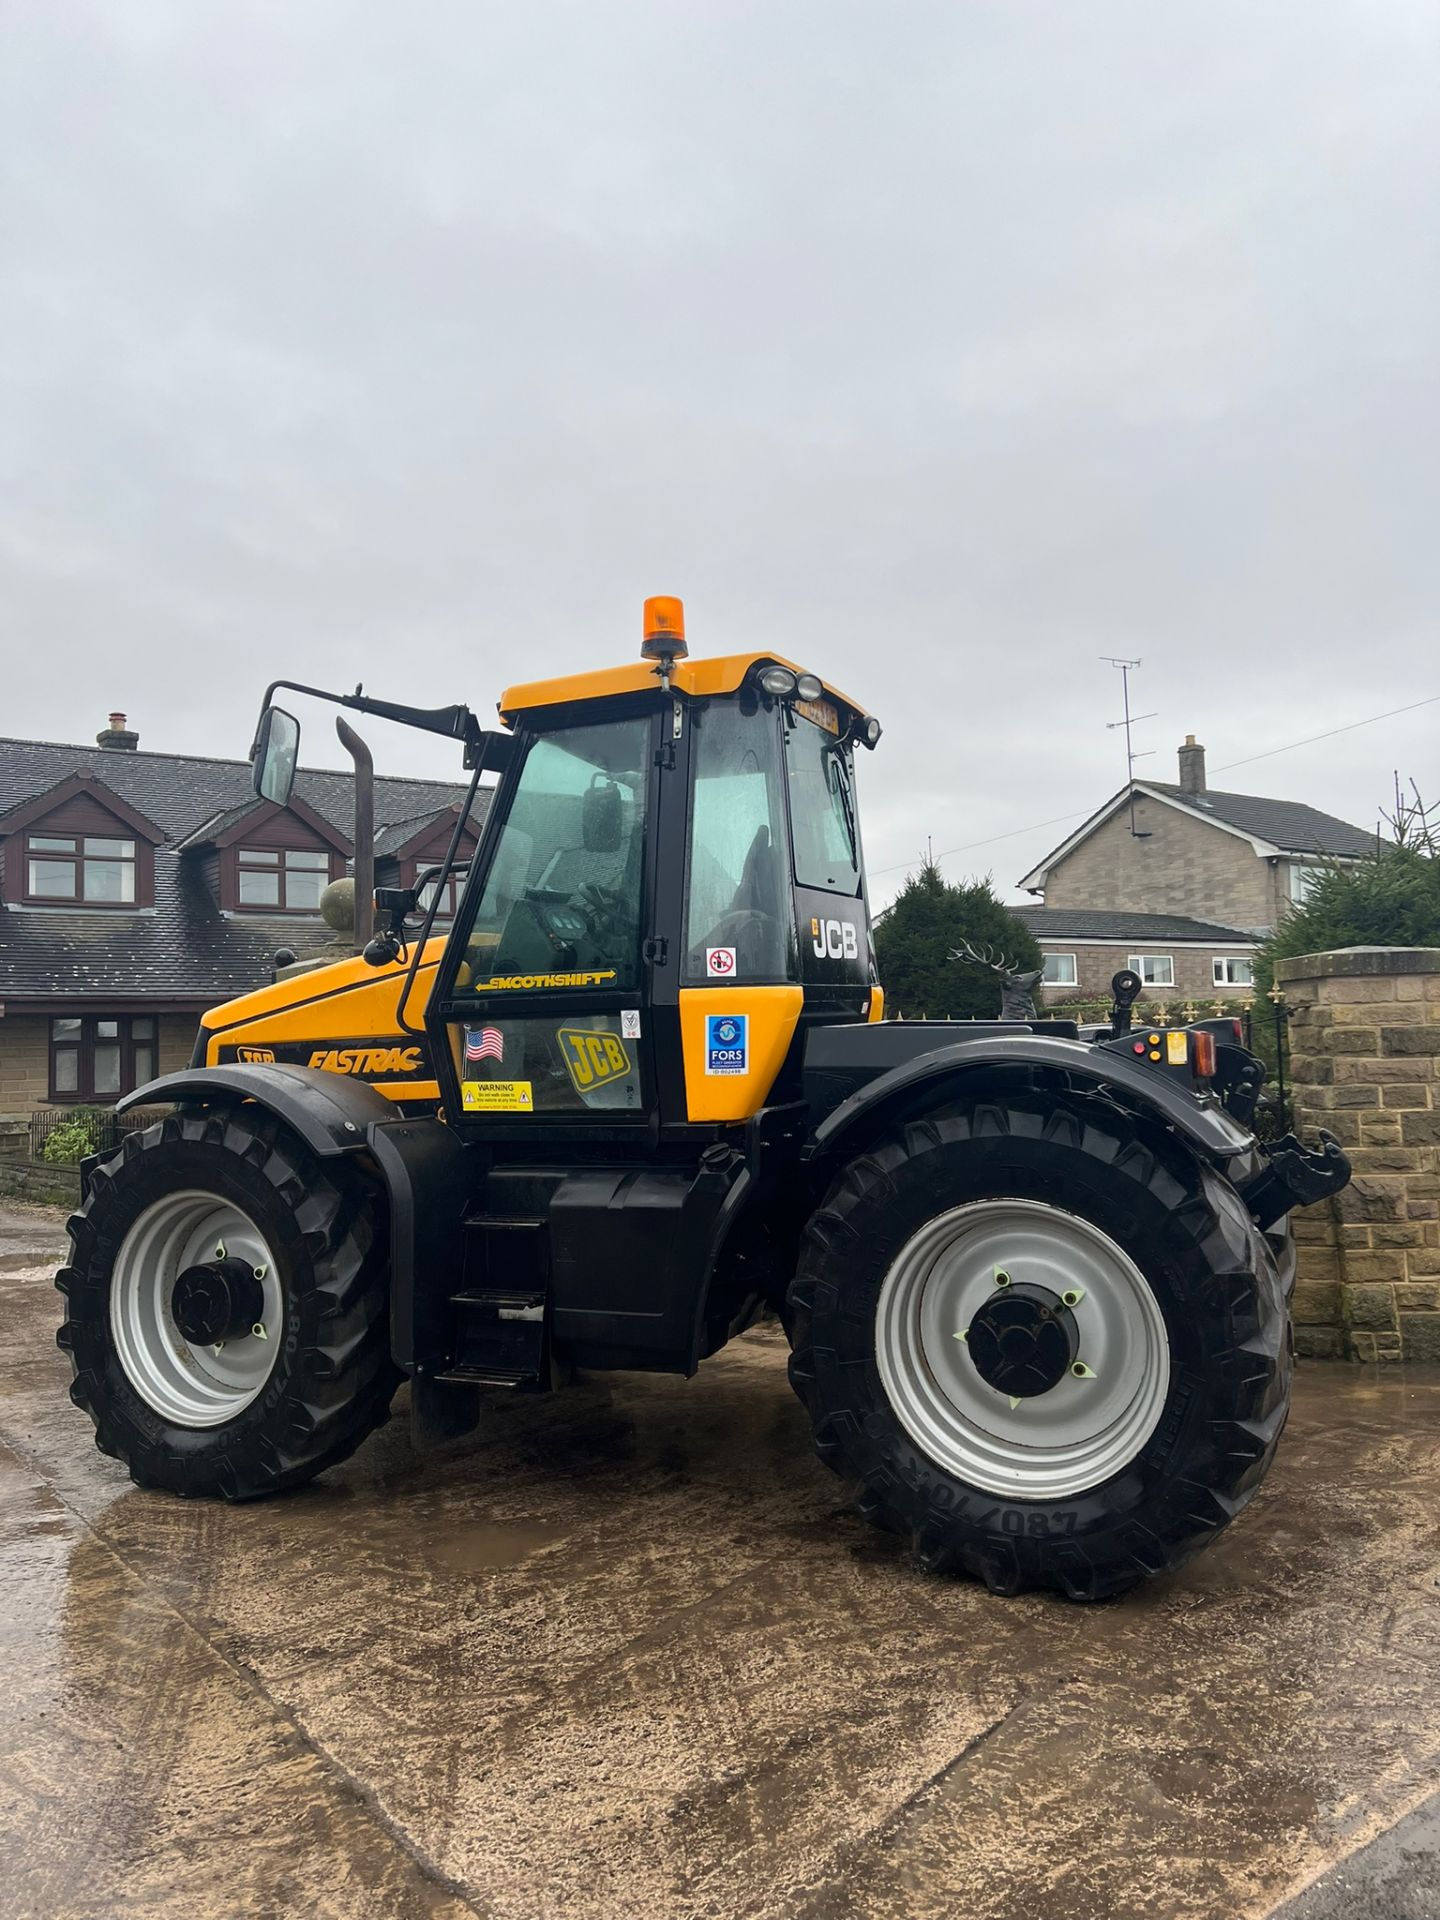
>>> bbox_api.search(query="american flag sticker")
[464,1025,504,1064]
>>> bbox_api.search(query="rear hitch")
[1241,1130,1351,1230]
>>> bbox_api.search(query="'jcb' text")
[309,1046,423,1076]
[811,917,859,961]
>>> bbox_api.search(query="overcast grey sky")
[3,1,1436,903]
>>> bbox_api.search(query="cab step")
[434,1285,547,1389]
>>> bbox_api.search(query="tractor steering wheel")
[572,882,630,958]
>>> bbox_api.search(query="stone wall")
[1281,946,1440,1363]
[0,1157,79,1209]
[0,1016,55,1120]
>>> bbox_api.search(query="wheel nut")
[251,1322,268,1340]
[253,1264,267,1281]
[1062,1288,1084,1307]
[1071,1360,1097,1379]
[993,1268,1012,1288]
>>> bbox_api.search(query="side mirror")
[252,706,301,805]
[581,775,623,854]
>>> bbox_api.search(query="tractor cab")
[425,599,883,1141]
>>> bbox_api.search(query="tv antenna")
[1101,656,1156,838]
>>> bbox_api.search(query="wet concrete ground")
[2,1200,1439,1920]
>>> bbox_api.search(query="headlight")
[861,716,883,748]
[759,665,798,696]
[795,672,824,700]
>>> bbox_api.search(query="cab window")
[685,701,790,981]
[456,718,649,991]
[785,714,862,896]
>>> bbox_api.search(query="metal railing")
[28,1107,165,1164]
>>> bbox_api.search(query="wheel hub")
[874,1198,1171,1501]
[965,1283,1079,1398]
[172,1255,265,1346]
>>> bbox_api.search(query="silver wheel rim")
[875,1198,1170,1500]
[109,1190,283,1428]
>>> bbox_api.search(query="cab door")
[430,705,664,1140]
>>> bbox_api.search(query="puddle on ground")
[428,1520,566,1573]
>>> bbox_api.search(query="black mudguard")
[802,1025,1257,1166]
[116,1064,399,1160]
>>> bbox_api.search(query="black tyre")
[787,1092,1290,1600]
[57,1107,397,1499]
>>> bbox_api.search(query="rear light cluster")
[1128,1028,1216,1078]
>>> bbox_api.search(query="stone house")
[0,714,479,1125]
[1015,736,1374,1004]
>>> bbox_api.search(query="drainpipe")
[335,717,374,955]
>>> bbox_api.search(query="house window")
[236,846,332,911]
[49,1015,158,1102]
[416,869,464,920]
[1127,953,1175,987]
[1041,953,1077,986]
[26,834,136,904]
[1288,863,1321,904]
[1213,956,1254,987]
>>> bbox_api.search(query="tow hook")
[1242,1130,1351,1230]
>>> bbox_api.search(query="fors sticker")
[705,1013,748,1077]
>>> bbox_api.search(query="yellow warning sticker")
[461,1079,534,1112]
[1166,1031,1188,1066]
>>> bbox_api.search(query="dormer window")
[236,845,332,912]
[26,832,138,904]
[0,769,162,911]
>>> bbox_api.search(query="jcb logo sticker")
[236,1046,276,1064]
[811,916,859,961]
[308,1046,424,1077]
[558,1027,632,1093]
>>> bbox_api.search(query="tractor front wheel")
[787,1092,1290,1599]
[58,1108,397,1499]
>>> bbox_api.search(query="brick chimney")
[1178,733,1206,795]
[96,711,139,752]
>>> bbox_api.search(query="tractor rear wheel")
[787,1092,1290,1599]
[58,1108,397,1499]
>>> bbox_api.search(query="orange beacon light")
[641,596,687,664]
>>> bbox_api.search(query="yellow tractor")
[58,600,1348,1598]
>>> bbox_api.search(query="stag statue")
[951,939,1044,1021]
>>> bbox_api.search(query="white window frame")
[1127,953,1175,988]
[1041,953,1077,986]
[1212,955,1253,987]
[1288,862,1321,904]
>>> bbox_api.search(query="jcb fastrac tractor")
[58,600,1350,1598]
